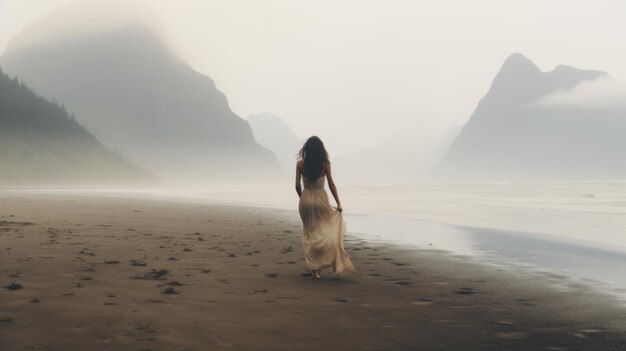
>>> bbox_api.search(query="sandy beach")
[1,193,625,351]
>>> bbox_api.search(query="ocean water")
[12,182,626,297]
[91,182,626,247]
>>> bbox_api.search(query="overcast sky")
[1,0,626,154]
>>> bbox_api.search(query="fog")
[1,0,626,185]
[537,77,626,109]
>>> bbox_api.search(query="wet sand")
[1,193,625,350]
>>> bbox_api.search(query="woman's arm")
[325,162,342,211]
[295,161,302,198]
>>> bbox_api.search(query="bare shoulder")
[296,160,303,169]
[324,160,332,174]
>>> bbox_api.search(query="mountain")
[437,125,462,160]
[1,14,279,184]
[437,53,626,181]
[247,112,302,170]
[0,68,155,185]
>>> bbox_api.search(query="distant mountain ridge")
[1,18,279,184]
[247,112,302,170]
[0,68,155,185]
[437,53,626,181]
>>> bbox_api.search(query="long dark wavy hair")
[298,136,329,179]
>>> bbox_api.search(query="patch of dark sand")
[0,220,34,226]
[454,287,477,295]
[5,282,23,290]
[161,287,179,295]
[164,281,183,286]
[130,259,147,266]
[78,249,95,256]
[130,268,170,281]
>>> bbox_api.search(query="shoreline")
[1,193,626,350]
[348,213,626,300]
[4,188,626,300]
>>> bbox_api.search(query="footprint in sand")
[265,273,278,278]
[130,268,170,281]
[386,278,412,286]
[395,281,413,286]
[5,282,23,290]
[161,287,179,295]
[79,249,95,256]
[454,287,477,295]
[130,259,147,266]
[392,262,408,266]
[164,281,183,286]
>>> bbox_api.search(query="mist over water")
[25,182,626,248]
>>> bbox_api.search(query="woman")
[295,136,355,279]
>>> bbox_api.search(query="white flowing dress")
[298,175,355,275]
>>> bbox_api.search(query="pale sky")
[1,0,626,155]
